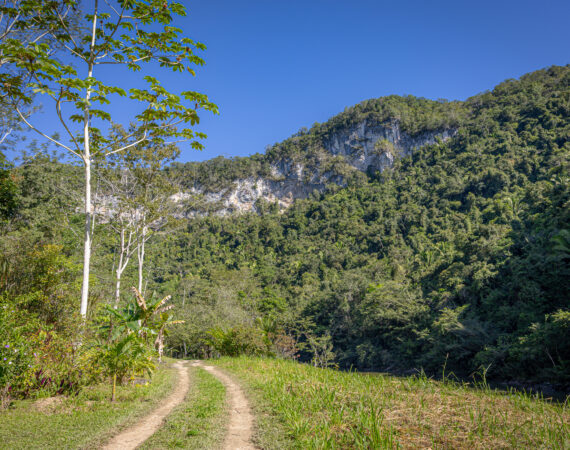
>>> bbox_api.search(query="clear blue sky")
[21,0,570,163]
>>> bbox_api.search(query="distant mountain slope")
[153,65,570,386]
[6,65,569,386]
[167,96,463,214]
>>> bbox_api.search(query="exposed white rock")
[172,120,456,216]
[92,121,455,219]
[327,120,456,172]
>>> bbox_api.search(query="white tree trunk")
[114,228,124,307]
[155,330,164,363]
[114,271,122,307]
[80,158,91,317]
[137,224,147,293]
[114,227,133,307]
[79,3,98,318]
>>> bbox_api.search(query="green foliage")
[508,310,570,383]
[1,244,81,327]
[2,65,568,388]
[91,333,155,400]
[0,363,178,449]
[0,303,37,401]
[89,287,184,400]
[8,153,83,236]
[0,299,84,404]
[204,326,272,357]
[153,65,570,385]
[0,153,17,221]
[4,0,218,154]
[0,241,84,403]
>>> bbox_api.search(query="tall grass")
[214,357,569,449]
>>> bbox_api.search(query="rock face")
[174,120,455,215]
[326,120,456,172]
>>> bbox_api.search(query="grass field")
[214,357,570,449]
[0,361,178,449]
[1,357,567,449]
[140,365,228,449]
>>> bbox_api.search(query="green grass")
[0,362,178,449]
[140,365,227,449]
[213,357,570,449]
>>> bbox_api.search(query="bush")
[0,299,84,406]
[205,326,273,357]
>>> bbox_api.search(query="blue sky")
[20,0,570,163]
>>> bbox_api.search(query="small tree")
[96,332,155,402]
[99,128,179,307]
[100,163,139,307]
[4,0,217,317]
[106,128,181,296]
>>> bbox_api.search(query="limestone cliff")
[172,120,455,216]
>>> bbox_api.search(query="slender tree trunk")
[114,228,124,307]
[155,330,164,363]
[111,373,116,402]
[80,158,91,317]
[137,224,146,293]
[79,1,98,318]
[115,272,122,308]
[114,227,132,307]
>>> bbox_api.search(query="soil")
[101,359,256,449]
[192,361,256,450]
[32,396,66,414]
[101,360,189,450]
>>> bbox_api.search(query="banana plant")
[131,287,184,362]
[153,312,184,363]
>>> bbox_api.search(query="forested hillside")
[153,65,570,385]
[2,65,569,387]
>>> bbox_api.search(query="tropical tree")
[0,0,78,145]
[153,311,183,363]
[3,0,217,317]
[108,127,181,295]
[98,287,178,400]
[0,152,17,220]
[94,332,155,402]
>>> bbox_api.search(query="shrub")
[205,326,273,357]
[0,299,84,406]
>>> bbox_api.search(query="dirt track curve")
[192,360,256,450]
[101,360,189,450]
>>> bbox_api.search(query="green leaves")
[149,66,569,383]
[1,0,217,161]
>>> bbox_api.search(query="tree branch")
[104,131,149,156]
[15,105,82,159]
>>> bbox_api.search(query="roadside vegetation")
[0,362,177,449]
[158,66,570,388]
[215,357,570,449]
[1,66,567,418]
[0,0,204,417]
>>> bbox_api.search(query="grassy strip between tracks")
[140,364,227,449]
